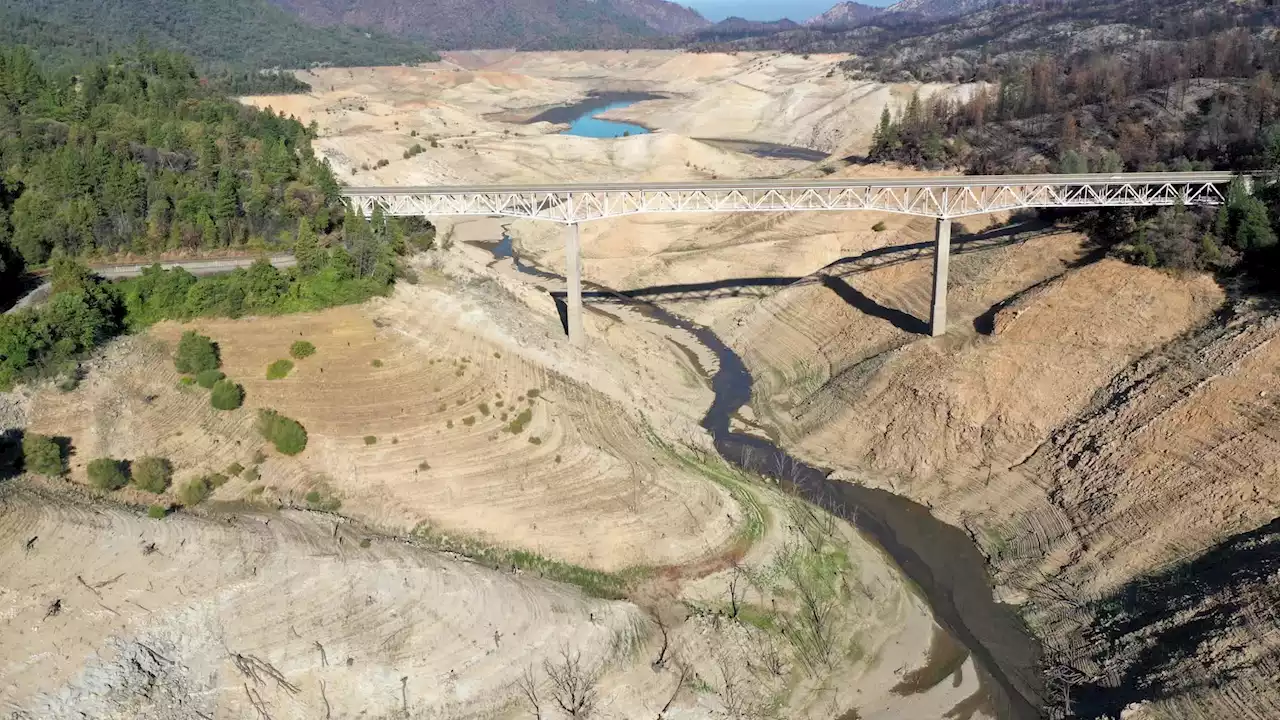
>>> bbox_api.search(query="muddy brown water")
[475,233,1046,719]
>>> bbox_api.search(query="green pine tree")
[198,134,220,188]
[215,167,239,223]
[293,217,322,275]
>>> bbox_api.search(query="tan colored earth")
[5,47,1279,720]
[2,48,998,712]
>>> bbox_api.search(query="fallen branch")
[231,653,299,694]
[244,683,271,720]
[656,659,690,719]
[319,680,331,720]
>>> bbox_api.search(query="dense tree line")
[0,206,428,390]
[856,7,1280,280]
[866,20,1280,174]
[0,46,343,272]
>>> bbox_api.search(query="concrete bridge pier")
[930,217,951,337]
[565,222,584,346]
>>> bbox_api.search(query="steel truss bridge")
[344,172,1241,342]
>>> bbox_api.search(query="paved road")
[91,254,295,280]
[6,254,295,314]
[343,171,1241,195]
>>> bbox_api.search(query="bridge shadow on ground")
[563,219,1058,336]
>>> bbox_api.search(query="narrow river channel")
[475,230,1046,720]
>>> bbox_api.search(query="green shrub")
[252,450,267,464]
[226,462,245,477]
[506,408,533,434]
[58,372,81,392]
[363,435,377,445]
[243,466,261,483]
[179,376,196,387]
[305,490,321,504]
[22,434,65,476]
[478,402,490,415]
[174,331,219,374]
[146,504,168,519]
[266,359,294,380]
[529,437,542,445]
[371,359,383,367]
[872,221,887,232]
[290,341,316,359]
[178,476,217,505]
[258,409,308,455]
[526,388,540,398]
[195,369,225,388]
[131,456,172,494]
[210,380,245,410]
[87,458,128,491]
[462,416,475,426]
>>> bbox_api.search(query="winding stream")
[476,232,1045,719]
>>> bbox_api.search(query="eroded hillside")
[732,225,1280,717]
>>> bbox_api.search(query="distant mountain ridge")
[265,0,709,50]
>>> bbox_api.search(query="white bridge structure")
[344,172,1240,342]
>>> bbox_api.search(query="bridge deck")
[343,171,1245,344]
[343,172,1240,222]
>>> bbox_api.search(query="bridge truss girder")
[346,181,1229,224]
[343,174,1239,345]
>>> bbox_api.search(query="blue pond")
[560,100,650,138]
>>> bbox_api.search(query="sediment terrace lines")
[344,172,1240,222]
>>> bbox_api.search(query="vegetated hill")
[607,0,709,34]
[264,0,708,50]
[0,0,436,71]
[883,0,1006,18]
[805,2,882,28]
[686,16,801,43]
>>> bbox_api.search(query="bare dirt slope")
[729,217,1280,717]
[0,484,646,720]
[27,301,739,573]
[243,51,969,188]
[4,225,1001,718]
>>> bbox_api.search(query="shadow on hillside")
[0,429,22,482]
[1068,515,1280,718]
[560,218,1058,335]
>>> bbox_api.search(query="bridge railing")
[344,172,1240,223]
[342,172,1245,344]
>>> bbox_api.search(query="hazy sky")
[684,0,894,22]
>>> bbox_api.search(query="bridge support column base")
[565,222,584,346]
[930,217,951,338]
